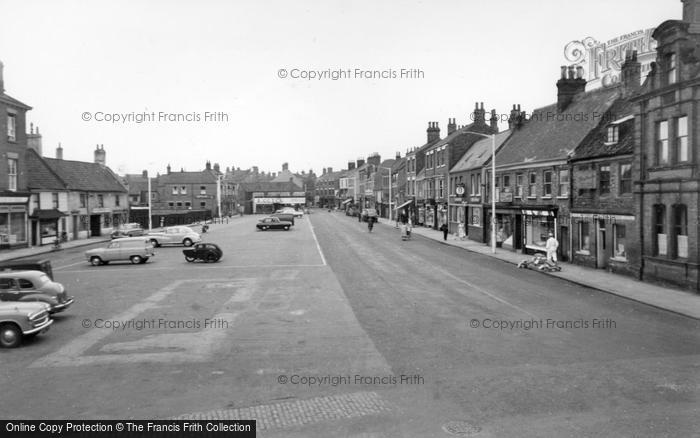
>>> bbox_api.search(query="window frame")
[599,164,611,195]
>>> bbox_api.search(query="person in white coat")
[545,232,559,263]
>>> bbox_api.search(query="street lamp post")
[462,131,496,254]
[147,171,153,232]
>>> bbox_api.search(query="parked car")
[111,223,145,239]
[0,271,74,314]
[0,301,53,348]
[0,258,54,280]
[85,237,155,266]
[270,212,295,225]
[276,207,304,218]
[147,226,201,247]
[256,217,293,231]
[183,243,223,263]
[361,208,378,222]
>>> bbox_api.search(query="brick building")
[633,0,700,290]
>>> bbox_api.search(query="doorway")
[596,219,608,268]
[90,215,101,237]
[560,226,569,262]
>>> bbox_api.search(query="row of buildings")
[312,2,700,291]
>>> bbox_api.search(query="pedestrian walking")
[546,232,559,263]
[440,223,448,241]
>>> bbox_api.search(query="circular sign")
[455,186,465,195]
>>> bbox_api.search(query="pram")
[400,223,411,241]
[517,253,561,272]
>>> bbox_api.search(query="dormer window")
[607,125,619,144]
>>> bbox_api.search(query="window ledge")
[576,250,591,255]
[610,256,628,262]
[542,196,553,200]
[556,196,569,199]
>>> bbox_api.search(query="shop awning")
[341,199,353,205]
[394,199,413,210]
[30,209,67,220]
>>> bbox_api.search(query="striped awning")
[394,199,413,210]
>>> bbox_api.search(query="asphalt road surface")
[1,212,699,437]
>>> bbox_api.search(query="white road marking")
[54,260,89,270]
[307,217,327,266]
[59,264,325,274]
[30,279,256,367]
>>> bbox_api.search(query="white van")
[84,237,155,266]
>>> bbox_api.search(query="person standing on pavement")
[440,223,448,241]
[546,232,559,263]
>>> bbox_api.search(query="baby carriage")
[400,223,411,241]
[517,253,561,272]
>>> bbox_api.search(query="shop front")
[448,197,468,238]
[0,195,29,249]
[571,212,636,276]
[31,209,67,246]
[522,208,557,255]
[253,196,306,214]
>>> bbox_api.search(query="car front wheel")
[206,254,217,263]
[130,255,143,264]
[0,323,22,348]
[90,256,103,266]
[183,238,193,247]
[150,239,159,247]
[185,255,196,262]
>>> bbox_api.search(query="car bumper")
[24,318,53,335]
[51,297,75,313]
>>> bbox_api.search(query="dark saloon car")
[256,217,292,231]
[183,243,223,263]
[269,212,295,225]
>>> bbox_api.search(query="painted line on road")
[54,260,89,270]
[439,268,572,335]
[58,264,326,274]
[307,217,327,266]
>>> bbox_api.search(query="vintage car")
[269,212,295,225]
[0,271,74,314]
[0,301,53,348]
[256,217,293,231]
[0,258,54,280]
[147,226,201,247]
[183,243,223,263]
[110,223,145,239]
[85,237,155,266]
[276,207,304,218]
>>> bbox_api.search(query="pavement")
[396,221,700,320]
[0,235,111,262]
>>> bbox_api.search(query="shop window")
[558,169,569,197]
[578,221,590,252]
[619,163,632,194]
[526,215,554,249]
[674,204,688,258]
[0,212,27,244]
[676,116,688,163]
[657,121,669,165]
[7,158,17,191]
[613,224,627,259]
[599,165,611,195]
[79,215,88,231]
[528,172,536,198]
[543,171,552,197]
[654,204,666,256]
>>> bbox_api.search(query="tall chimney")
[0,60,4,93]
[621,51,642,97]
[348,160,356,170]
[205,161,211,171]
[56,143,63,160]
[94,144,106,166]
[167,163,171,174]
[395,151,401,160]
[683,0,700,33]
[427,122,440,143]
[556,65,587,111]
[327,167,333,174]
[27,123,43,156]
[489,109,499,133]
[447,117,457,135]
[282,162,289,171]
[472,102,487,125]
[356,157,365,168]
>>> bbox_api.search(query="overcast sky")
[0,0,675,176]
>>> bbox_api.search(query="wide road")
[1,212,698,437]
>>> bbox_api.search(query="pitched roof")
[570,95,634,161]
[122,174,149,195]
[271,169,303,186]
[238,181,303,192]
[450,130,512,173]
[158,170,219,184]
[43,157,127,192]
[496,86,619,168]
[25,149,67,191]
[0,93,31,110]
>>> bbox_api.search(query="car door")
[0,277,20,302]
[105,241,121,261]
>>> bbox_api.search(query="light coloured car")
[0,271,74,314]
[0,301,53,348]
[147,226,201,247]
[276,207,304,218]
[111,222,145,239]
[85,237,155,266]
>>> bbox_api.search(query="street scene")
[2,0,700,436]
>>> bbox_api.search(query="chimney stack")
[356,157,365,168]
[556,65,587,111]
[621,50,642,97]
[282,162,289,171]
[508,104,524,130]
[426,121,440,143]
[167,164,171,174]
[447,117,457,135]
[253,166,259,174]
[56,143,63,160]
[142,170,148,178]
[472,102,487,125]
[213,162,220,173]
[0,60,4,93]
[348,160,356,170]
[489,109,499,133]
[27,123,43,156]
[395,151,401,160]
[683,0,700,33]
[94,144,106,166]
